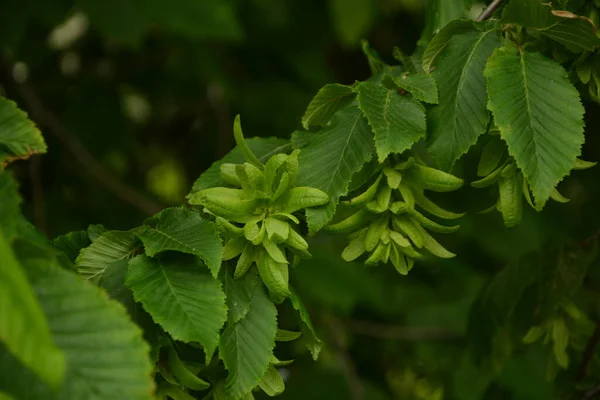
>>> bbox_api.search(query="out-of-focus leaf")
[0,96,46,166]
[51,231,90,263]
[422,0,471,41]
[290,289,323,360]
[0,170,21,239]
[329,0,374,48]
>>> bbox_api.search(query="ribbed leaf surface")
[422,19,474,72]
[0,97,46,165]
[394,72,439,104]
[222,267,259,323]
[297,105,374,233]
[485,48,585,206]
[138,207,223,277]
[357,81,426,162]
[301,84,354,129]
[126,255,227,361]
[220,286,277,399]
[427,30,501,170]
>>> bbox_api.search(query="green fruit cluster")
[327,157,464,274]
[188,116,329,303]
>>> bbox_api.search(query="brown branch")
[578,321,600,381]
[325,317,365,400]
[346,319,462,341]
[1,58,162,216]
[476,0,505,22]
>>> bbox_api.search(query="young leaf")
[0,260,154,400]
[0,96,47,166]
[87,223,108,241]
[51,231,91,263]
[258,365,285,396]
[233,115,264,168]
[220,285,277,399]
[138,207,223,277]
[484,48,585,207]
[356,81,426,162]
[427,30,501,170]
[222,267,259,323]
[167,346,210,391]
[422,19,475,72]
[0,229,65,389]
[394,72,439,104]
[75,230,140,282]
[502,0,600,53]
[290,290,323,360]
[126,255,227,362]
[297,105,374,234]
[302,84,355,129]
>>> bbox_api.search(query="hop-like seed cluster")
[188,149,329,303]
[327,157,463,274]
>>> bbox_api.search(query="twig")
[1,59,162,216]
[29,155,47,234]
[476,0,505,22]
[578,321,600,381]
[346,319,462,341]
[325,317,365,400]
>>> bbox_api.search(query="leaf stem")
[476,0,505,22]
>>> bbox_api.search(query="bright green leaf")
[356,81,426,162]
[220,285,277,399]
[126,255,227,362]
[427,30,501,170]
[138,207,223,277]
[297,105,374,234]
[258,365,285,396]
[302,84,355,129]
[394,72,439,104]
[484,47,585,206]
[0,96,46,166]
[290,289,323,360]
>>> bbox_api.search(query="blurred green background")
[3,0,600,398]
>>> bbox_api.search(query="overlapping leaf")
[291,290,322,360]
[502,0,600,52]
[138,207,223,276]
[0,230,64,389]
[297,105,374,233]
[51,231,91,263]
[0,97,46,166]
[422,0,471,41]
[222,268,259,323]
[126,255,227,361]
[422,19,475,72]
[427,30,501,170]
[302,84,355,129]
[394,72,439,104]
[220,285,277,399]
[484,48,585,206]
[357,81,426,162]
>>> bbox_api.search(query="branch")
[476,0,505,22]
[346,319,462,341]
[1,58,162,216]
[578,321,600,381]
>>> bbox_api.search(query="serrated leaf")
[258,365,285,396]
[189,138,289,195]
[427,30,501,170]
[484,48,585,206]
[126,255,227,362]
[302,84,355,129]
[0,96,46,166]
[0,260,154,399]
[357,81,426,162]
[394,72,439,103]
[51,231,91,263]
[0,229,65,389]
[290,290,323,360]
[222,267,259,323]
[297,105,374,234]
[220,285,277,399]
[422,19,475,72]
[138,207,223,277]
[75,230,140,282]
[502,0,600,52]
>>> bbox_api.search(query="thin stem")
[476,0,505,22]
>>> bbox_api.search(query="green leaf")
[427,30,501,170]
[329,0,374,47]
[290,290,323,360]
[75,230,140,282]
[167,345,210,391]
[220,285,277,399]
[0,229,65,389]
[222,267,259,323]
[302,84,355,129]
[258,365,285,396]
[422,0,471,42]
[0,96,46,166]
[275,329,302,342]
[297,105,374,234]
[356,81,426,162]
[0,170,21,239]
[51,231,91,263]
[394,72,439,104]
[189,138,288,195]
[126,255,227,361]
[138,207,223,277]
[484,48,585,206]
[422,19,475,72]
[502,0,600,52]
[87,224,108,241]
[0,260,154,400]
